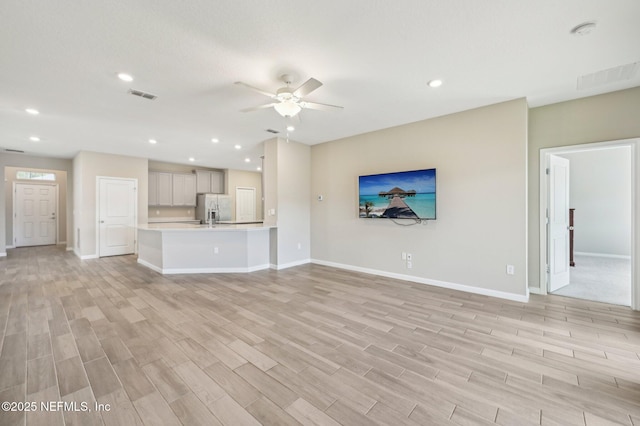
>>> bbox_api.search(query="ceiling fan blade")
[300,101,343,112]
[293,78,322,98]
[234,81,276,98]
[240,103,277,112]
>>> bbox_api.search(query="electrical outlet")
[401,252,407,260]
[214,247,219,254]
[297,242,301,250]
[406,253,412,261]
[506,264,515,275]
[407,261,413,269]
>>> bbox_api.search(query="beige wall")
[311,99,529,298]
[0,153,73,255]
[226,169,263,221]
[147,160,261,222]
[5,166,69,247]
[73,151,148,257]
[147,160,215,220]
[263,137,311,267]
[528,86,640,289]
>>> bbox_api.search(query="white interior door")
[236,187,256,222]
[549,154,571,292]
[15,183,57,247]
[99,178,137,257]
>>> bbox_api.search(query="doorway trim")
[539,138,638,310]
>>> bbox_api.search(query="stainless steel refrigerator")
[196,194,232,224]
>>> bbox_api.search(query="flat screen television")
[358,168,436,219]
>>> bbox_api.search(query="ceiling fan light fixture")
[274,101,302,117]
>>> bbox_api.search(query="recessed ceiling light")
[148,139,157,144]
[211,138,219,143]
[286,126,295,132]
[570,22,596,36]
[25,108,39,115]
[30,136,40,142]
[428,79,443,88]
[234,144,242,150]
[244,158,251,163]
[188,157,195,162]
[118,73,134,82]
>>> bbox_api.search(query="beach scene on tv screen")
[359,169,436,219]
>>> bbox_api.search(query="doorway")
[97,177,137,257]
[540,140,637,309]
[14,182,58,247]
[236,187,257,222]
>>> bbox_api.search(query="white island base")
[137,223,272,274]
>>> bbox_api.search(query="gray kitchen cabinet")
[196,170,224,194]
[172,173,196,206]
[149,171,174,206]
[157,172,173,206]
[148,171,158,206]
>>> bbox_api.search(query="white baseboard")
[6,245,15,249]
[270,259,311,270]
[66,247,73,252]
[574,252,631,260]
[138,258,270,275]
[528,286,545,295]
[74,248,98,260]
[0,252,6,258]
[137,259,163,274]
[311,259,529,303]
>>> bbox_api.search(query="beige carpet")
[551,254,631,306]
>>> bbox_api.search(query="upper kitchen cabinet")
[148,171,173,206]
[172,173,196,206]
[149,171,195,206]
[196,170,225,193]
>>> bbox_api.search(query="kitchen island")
[137,223,273,274]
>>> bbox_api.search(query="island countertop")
[138,222,271,231]
[137,223,273,274]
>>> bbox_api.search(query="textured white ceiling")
[1,0,639,171]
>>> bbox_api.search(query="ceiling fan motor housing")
[276,87,298,102]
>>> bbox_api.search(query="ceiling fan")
[234,74,343,118]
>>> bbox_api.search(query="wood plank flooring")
[1,245,639,425]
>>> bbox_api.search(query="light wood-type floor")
[1,246,639,426]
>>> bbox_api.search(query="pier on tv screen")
[358,168,436,220]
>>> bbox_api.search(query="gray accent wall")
[310,99,529,298]
[529,86,640,290]
[263,137,311,268]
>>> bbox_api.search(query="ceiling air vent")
[5,148,25,153]
[266,129,280,134]
[577,62,638,90]
[128,89,158,100]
